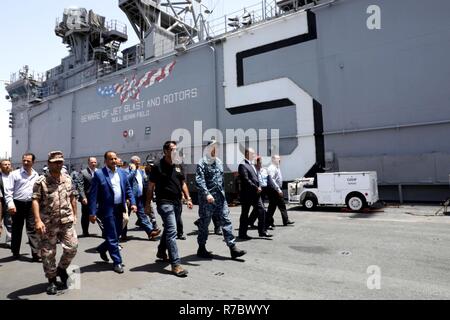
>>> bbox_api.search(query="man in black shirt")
[145,141,193,277]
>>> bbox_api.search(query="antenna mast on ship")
[119,0,210,49]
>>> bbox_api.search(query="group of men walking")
[0,140,292,295]
[238,148,294,240]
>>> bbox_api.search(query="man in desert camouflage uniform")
[32,151,78,295]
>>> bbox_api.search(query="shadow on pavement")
[77,234,103,239]
[130,251,246,275]
[0,254,35,264]
[129,262,174,276]
[120,235,161,242]
[347,212,382,219]
[182,253,245,263]
[79,261,113,273]
[187,230,222,236]
[84,247,100,254]
[7,283,47,300]
[0,256,17,264]
[235,236,273,242]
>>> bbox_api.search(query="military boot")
[197,245,213,258]
[57,267,69,289]
[230,245,247,259]
[47,278,58,295]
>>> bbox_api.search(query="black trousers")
[239,195,266,236]
[267,189,289,225]
[176,205,183,236]
[81,204,90,235]
[248,187,268,227]
[11,200,40,256]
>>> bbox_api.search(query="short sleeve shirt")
[149,159,185,204]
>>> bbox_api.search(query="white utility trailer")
[288,171,379,211]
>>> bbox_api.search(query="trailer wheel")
[302,197,317,211]
[346,194,366,211]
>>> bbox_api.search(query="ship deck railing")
[106,19,127,35]
[204,0,320,39]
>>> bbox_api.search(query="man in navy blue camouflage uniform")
[195,140,246,259]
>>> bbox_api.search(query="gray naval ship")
[5,0,450,203]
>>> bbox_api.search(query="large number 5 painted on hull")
[223,10,324,179]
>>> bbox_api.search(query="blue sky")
[0,0,259,158]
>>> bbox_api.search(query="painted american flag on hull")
[96,60,177,104]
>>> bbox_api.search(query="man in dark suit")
[77,157,99,237]
[88,151,136,274]
[238,148,272,239]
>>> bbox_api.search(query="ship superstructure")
[5,0,450,202]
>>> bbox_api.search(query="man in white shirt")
[0,159,13,247]
[4,153,41,261]
[0,188,3,240]
[267,155,294,227]
[88,151,137,274]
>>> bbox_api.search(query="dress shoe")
[113,264,124,274]
[177,234,187,240]
[118,244,123,251]
[238,235,252,240]
[230,245,247,259]
[259,232,273,238]
[47,278,58,295]
[197,245,213,258]
[266,225,274,230]
[171,264,188,277]
[248,224,257,230]
[214,227,222,235]
[119,235,128,243]
[148,228,162,240]
[57,267,69,289]
[156,250,169,262]
[284,220,295,226]
[98,249,109,262]
[32,254,42,263]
